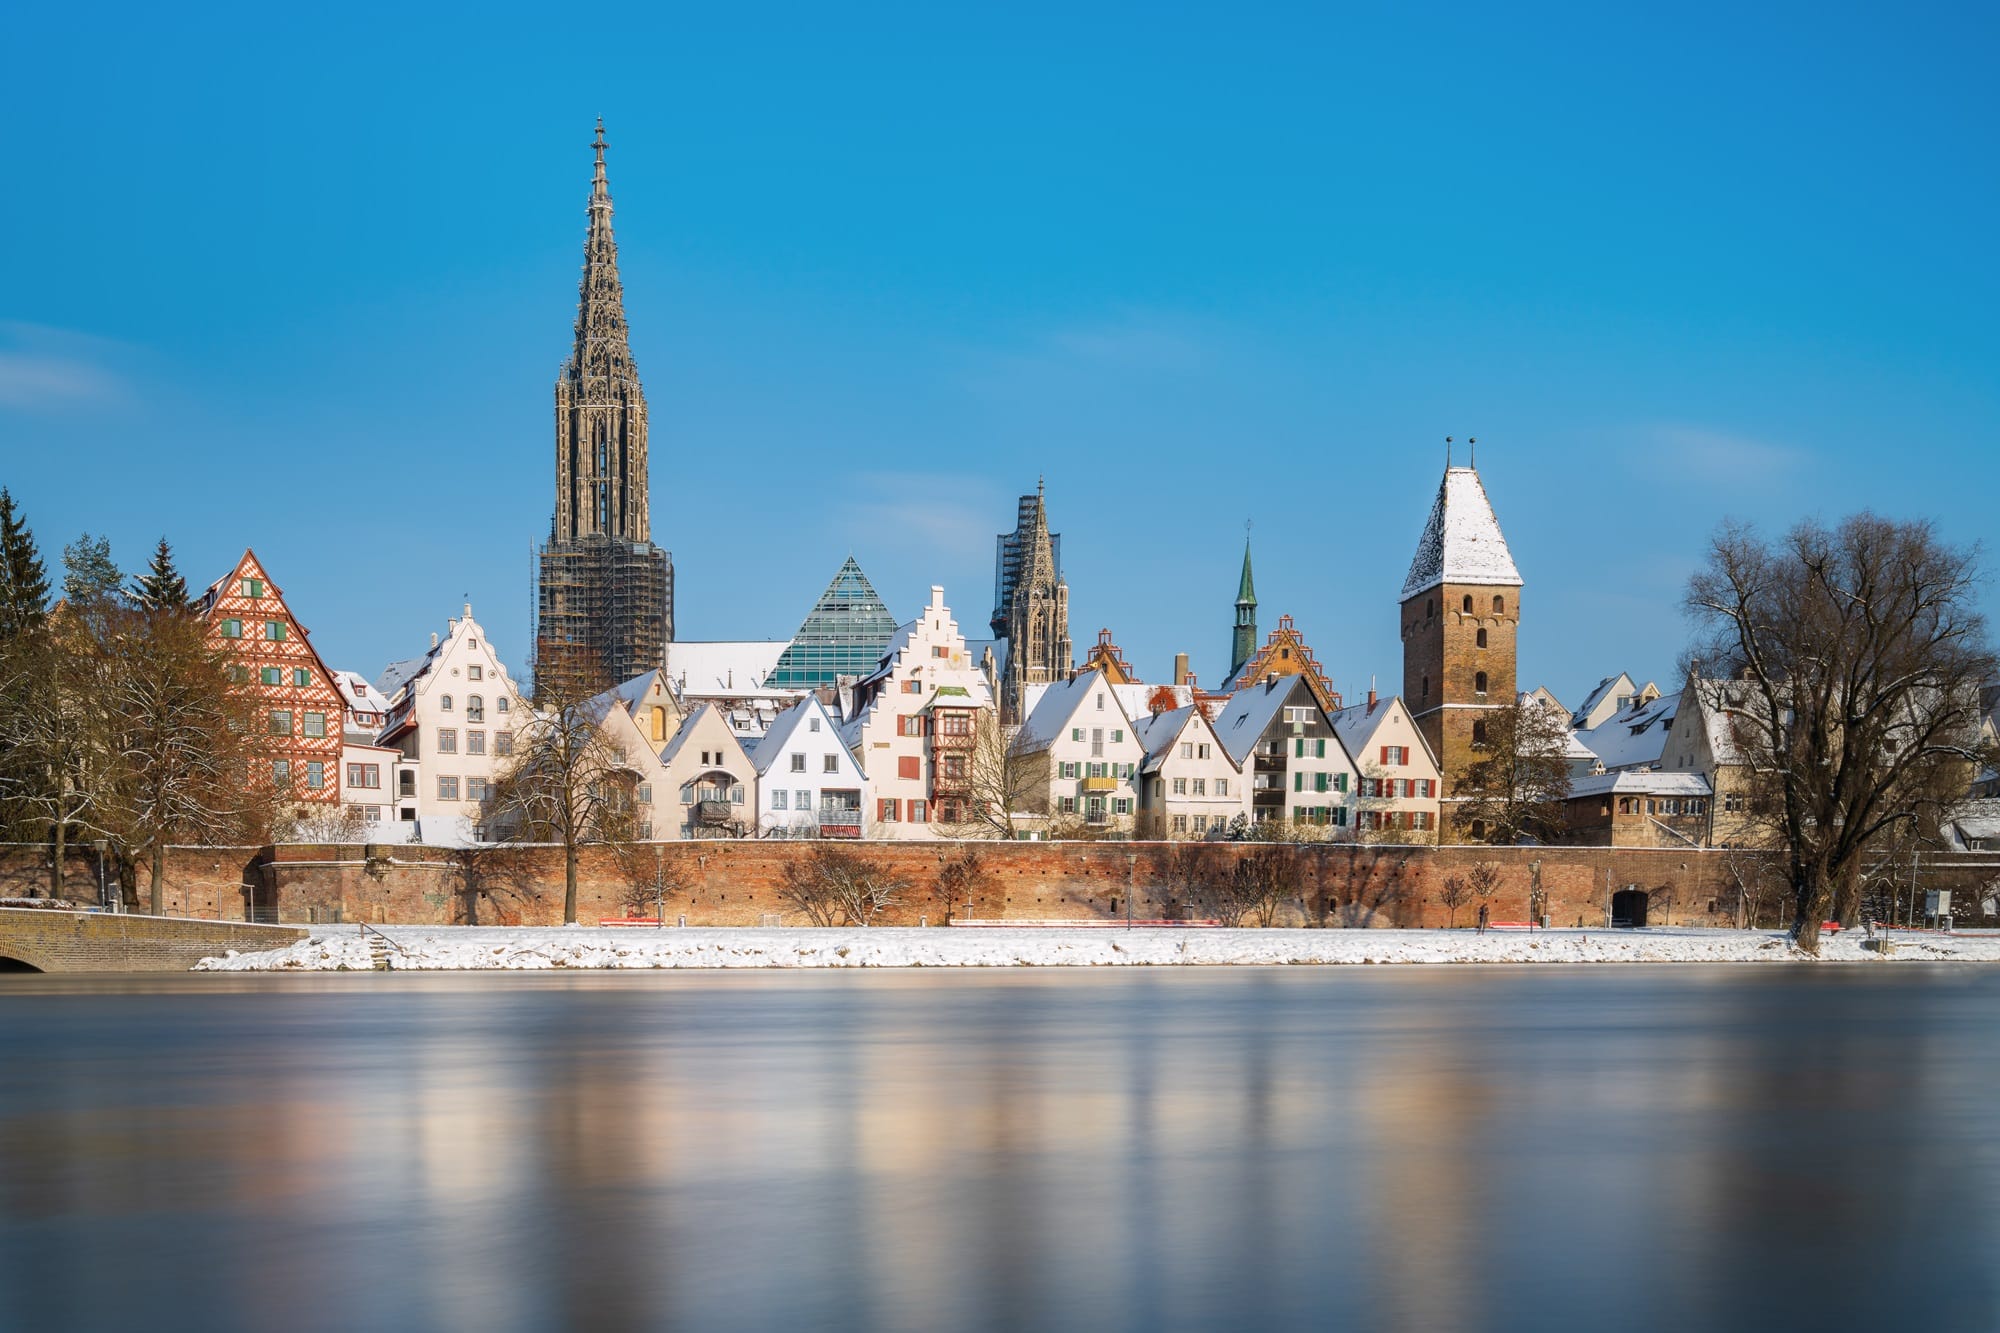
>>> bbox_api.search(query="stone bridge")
[0,908,305,973]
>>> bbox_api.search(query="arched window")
[440,694,453,711]
[1475,628,1488,649]
[1618,797,1633,814]
[650,705,668,742]
[466,694,484,723]
[1472,720,1487,747]
[1462,594,1473,614]
[1493,595,1505,614]
[1474,671,1488,696]
[498,697,510,713]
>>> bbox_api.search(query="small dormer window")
[441,694,453,711]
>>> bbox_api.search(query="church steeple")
[997,479,1072,724]
[555,118,649,545]
[1230,529,1258,679]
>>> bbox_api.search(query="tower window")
[1472,720,1488,747]
[1476,628,1488,649]
[1462,595,1473,614]
[1474,671,1488,696]
[1493,595,1505,614]
[1421,675,1430,701]
[1426,597,1435,618]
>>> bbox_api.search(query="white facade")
[1015,669,1144,832]
[1133,704,1249,839]
[374,604,527,838]
[332,669,401,833]
[750,696,869,838]
[838,586,995,839]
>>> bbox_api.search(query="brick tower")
[1399,451,1522,801]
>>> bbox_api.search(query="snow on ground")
[193,926,2000,971]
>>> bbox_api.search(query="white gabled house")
[1328,691,1441,843]
[1014,668,1145,834]
[1132,703,1248,839]
[750,696,869,838]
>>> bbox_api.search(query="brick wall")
[11,840,1995,933]
[0,908,305,973]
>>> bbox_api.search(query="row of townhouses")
[188,449,1999,852]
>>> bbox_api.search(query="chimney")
[1173,652,1190,685]
[1367,686,1378,709]
[430,632,439,650]
[929,585,945,612]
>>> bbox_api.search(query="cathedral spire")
[570,118,634,387]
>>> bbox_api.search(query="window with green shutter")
[241,578,263,598]
[1337,773,1349,792]
[260,667,281,686]
[220,619,242,638]
[293,668,310,687]
[1294,738,1305,758]
[1315,738,1326,758]
[264,621,286,642]
[1112,729,1123,743]
[1293,771,1304,792]
[1071,728,1083,742]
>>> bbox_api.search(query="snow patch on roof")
[1400,466,1522,599]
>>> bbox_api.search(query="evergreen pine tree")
[130,537,190,612]
[60,533,123,609]
[0,488,51,639]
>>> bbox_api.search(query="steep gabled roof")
[1401,466,1522,599]
[1214,674,1317,766]
[1328,694,1438,772]
[1016,667,1131,751]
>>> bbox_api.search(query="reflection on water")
[2,967,1997,1332]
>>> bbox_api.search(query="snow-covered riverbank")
[193,925,2000,971]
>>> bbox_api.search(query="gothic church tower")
[1230,534,1258,681]
[1399,453,1522,802]
[997,481,1072,724]
[535,121,675,693]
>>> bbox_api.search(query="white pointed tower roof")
[1400,465,1522,599]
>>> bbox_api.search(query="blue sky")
[3,2,1996,705]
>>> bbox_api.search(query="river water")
[1,966,1996,1332]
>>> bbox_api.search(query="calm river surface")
[2,966,1997,1332]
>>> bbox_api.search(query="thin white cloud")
[0,322,132,410]
[1647,424,1805,484]
[842,471,1005,567]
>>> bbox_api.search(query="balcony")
[1080,776,1121,792]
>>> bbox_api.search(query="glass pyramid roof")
[767,557,900,689]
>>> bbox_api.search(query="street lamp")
[92,839,110,912]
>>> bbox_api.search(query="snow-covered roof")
[749,697,845,775]
[1400,466,1522,599]
[1328,695,1400,759]
[664,640,790,695]
[1214,675,1312,766]
[375,655,431,700]
[412,814,485,849]
[1947,799,2000,847]
[1016,671,1129,750]
[1570,673,1636,729]
[1568,770,1712,799]
[331,669,390,715]
[1134,705,1200,774]
[1572,691,1680,772]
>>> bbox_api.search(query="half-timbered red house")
[197,550,344,805]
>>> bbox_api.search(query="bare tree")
[486,661,630,924]
[1184,845,1297,927]
[608,842,695,921]
[1450,697,1573,844]
[1467,860,1503,924]
[1437,874,1472,928]
[945,714,1045,839]
[931,844,982,923]
[776,844,906,926]
[0,607,117,897]
[1685,514,1996,951]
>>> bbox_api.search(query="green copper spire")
[1230,529,1258,680]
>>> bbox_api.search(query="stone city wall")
[5,841,1994,931]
